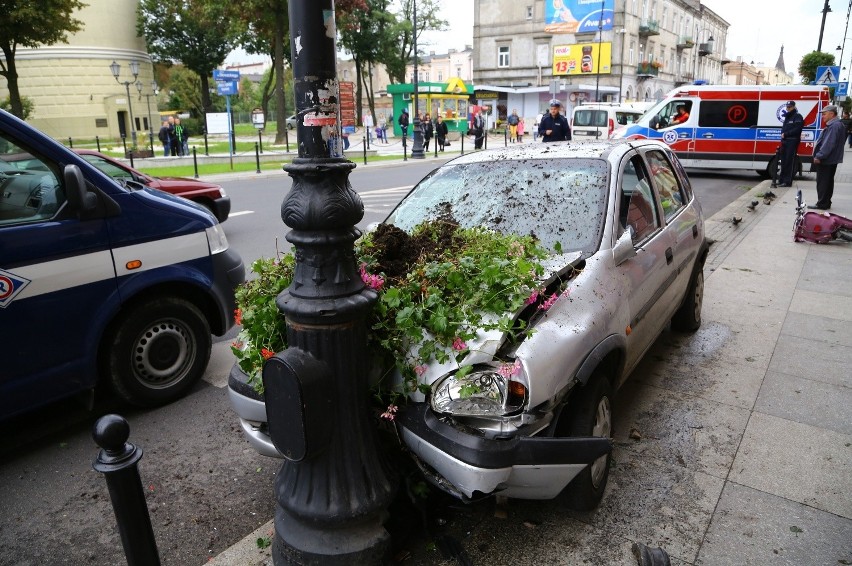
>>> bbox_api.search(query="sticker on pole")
[303,113,337,127]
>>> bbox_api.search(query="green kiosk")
[387,78,472,137]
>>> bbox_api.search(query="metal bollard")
[96,136,101,152]
[363,136,367,165]
[403,134,407,161]
[258,130,263,154]
[435,134,438,158]
[255,142,261,174]
[68,137,74,149]
[461,132,464,156]
[203,132,209,156]
[121,135,128,156]
[504,128,507,147]
[193,147,199,179]
[92,414,161,566]
[129,152,135,169]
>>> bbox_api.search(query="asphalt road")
[0,162,762,566]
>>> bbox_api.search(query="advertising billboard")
[545,0,614,34]
[552,43,612,76]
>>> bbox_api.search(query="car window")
[620,155,659,244]
[574,109,607,127]
[615,111,641,125]
[386,158,610,254]
[646,150,686,221]
[80,155,134,180]
[0,134,64,225]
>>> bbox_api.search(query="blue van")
[0,110,244,419]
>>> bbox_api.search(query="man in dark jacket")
[538,99,571,142]
[811,104,846,210]
[778,100,804,186]
[398,109,409,139]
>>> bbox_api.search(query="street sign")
[213,69,240,81]
[815,66,840,86]
[837,81,849,97]
[251,107,265,129]
[217,80,238,96]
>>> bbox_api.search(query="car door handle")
[666,247,673,264]
[702,133,714,138]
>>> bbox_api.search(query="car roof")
[445,139,666,166]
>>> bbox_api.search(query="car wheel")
[671,268,704,332]
[104,297,211,407]
[558,375,613,511]
[288,123,294,130]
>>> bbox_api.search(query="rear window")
[574,109,608,127]
[615,111,642,125]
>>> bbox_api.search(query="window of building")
[438,71,443,81]
[498,46,510,68]
[343,69,349,80]
[629,41,635,65]
[662,6,668,28]
[456,66,462,76]
[526,5,533,19]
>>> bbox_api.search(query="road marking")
[360,185,413,197]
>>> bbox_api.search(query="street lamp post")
[593,0,605,102]
[110,60,140,150]
[264,0,397,563]
[143,81,159,154]
[411,0,425,158]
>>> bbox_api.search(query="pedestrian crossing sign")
[815,66,840,86]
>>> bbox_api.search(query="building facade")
[0,0,156,143]
[471,0,729,126]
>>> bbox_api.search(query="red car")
[74,149,231,222]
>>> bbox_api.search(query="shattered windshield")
[385,158,609,254]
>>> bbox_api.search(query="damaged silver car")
[228,139,708,510]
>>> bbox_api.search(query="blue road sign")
[217,80,238,96]
[815,66,840,86]
[837,81,849,97]
[213,69,240,81]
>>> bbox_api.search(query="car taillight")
[608,118,615,138]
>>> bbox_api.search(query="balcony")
[637,62,661,78]
[676,37,694,49]
[698,42,713,56]
[639,20,660,36]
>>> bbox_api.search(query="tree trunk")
[200,74,212,114]
[261,62,276,127]
[366,62,377,126]
[0,44,24,118]
[274,8,287,145]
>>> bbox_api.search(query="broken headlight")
[430,363,528,418]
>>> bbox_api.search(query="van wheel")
[104,297,211,407]
[557,375,613,511]
[672,268,703,332]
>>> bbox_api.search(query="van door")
[693,99,759,168]
[0,134,120,416]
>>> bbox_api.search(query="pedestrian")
[471,111,485,149]
[507,109,520,142]
[435,115,449,151]
[179,118,190,156]
[422,113,434,151]
[538,99,571,142]
[517,117,525,143]
[398,109,409,140]
[377,116,387,143]
[167,115,178,156]
[841,111,852,148]
[363,112,374,144]
[342,129,350,151]
[811,104,845,210]
[533,112,542,141]
[777,100,803,187]
[670,104,690,125]
[158,120,171,157]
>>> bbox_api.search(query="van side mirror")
[64,164,98,216]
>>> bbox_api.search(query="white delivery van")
[612,85,831,178]
[571,104,645,140]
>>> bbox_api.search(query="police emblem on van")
[0,269,31,308]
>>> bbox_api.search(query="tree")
[137,0,242,115]
[0,0,85,118]
[798,51,836,85]
[384,0,447,84]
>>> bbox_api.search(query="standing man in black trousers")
[811,104,846,210]
[777,100,803,187]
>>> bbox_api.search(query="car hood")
[148,177,221,190]
[395,250,584,401]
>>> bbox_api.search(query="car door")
[0,133,120,418]
[615,151,678,374]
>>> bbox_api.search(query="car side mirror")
[613,227,637,266]
[64,164,98,215]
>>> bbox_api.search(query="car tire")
[288,123,294,130]
[558,375,613,511]
[671,268,704,332]
[104,297,211,407]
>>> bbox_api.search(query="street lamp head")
[135,80,143,94]
[109,60,120,81]
[129,60,140,78]
[152,81,159,95]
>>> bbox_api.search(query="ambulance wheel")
[105,297,211,407]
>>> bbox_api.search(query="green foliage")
[798,51,836,84]
[232,222,552,397]
[0,95,33,119]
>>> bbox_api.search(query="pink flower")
[452,337,467,351]
[538,293,559,310]
[508,241,525,257]
[525,290,540,305]
[414,364,427,376]
[498,360,522,378]
[380,404,398,421]
[231,340,244,349]
[359,263,385,291]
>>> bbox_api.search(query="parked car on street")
[73,149,231,222]
[286,115,298,129]
[227,139,708,510]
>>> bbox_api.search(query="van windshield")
[574,109,607,127]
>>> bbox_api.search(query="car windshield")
[385,158,609,254]
[80,155,133,180]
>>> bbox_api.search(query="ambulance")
[612,85,831,178]
[0,109,245,420]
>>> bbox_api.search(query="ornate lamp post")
[263,0,396,563]
[411,0,425,158]
[110,60,140,149]
[142,81,159,154]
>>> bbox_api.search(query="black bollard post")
[68,136,74,148]
[231,131,236,155]
[504,127,507,147]
[461,131,464,155]
[192,147,199,179]
[129,152,135,169]
[258,130,264,154]
[485,127,488,149]
[92,414,161,566]
[96,136,101,152]
[255,142,261,174]
[403,134,408,161]
[434,133,438,158]
[362,136,367,165]
[266,0,396,562]
[203,131,209,156]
